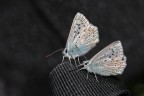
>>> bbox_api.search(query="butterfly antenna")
[77,64,84,67]
[46,48,63,58]
[77,67,85,72]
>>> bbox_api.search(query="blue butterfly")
[62,12,99,63]
[79,41,127,81]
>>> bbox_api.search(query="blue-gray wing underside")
[66,12,89,50]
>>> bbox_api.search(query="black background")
[0,0,144,96]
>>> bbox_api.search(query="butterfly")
[79,41,127,80]
[62,12,99,63]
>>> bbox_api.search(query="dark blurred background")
[0,0,144,96]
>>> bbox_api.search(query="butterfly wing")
[89,41,127,76]
[74,24,99,56]
[66,12,89,50]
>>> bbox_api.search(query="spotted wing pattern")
[66,13,89,50]
[74,24,99,56]
[89,41,127,76]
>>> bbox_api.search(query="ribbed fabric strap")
[49,62,130,96]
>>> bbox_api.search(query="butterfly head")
[82,60,89,65]
[62,48,72,59]
[80,60,93,72]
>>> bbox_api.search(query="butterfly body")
[62,12,99,61]
[80,41,127,76]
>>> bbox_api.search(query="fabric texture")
[49,61,130,96]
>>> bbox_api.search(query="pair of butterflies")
[62,12,127,76]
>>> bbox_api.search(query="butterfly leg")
[86,72,89,79]
[62,56,65,63]
[78,57,81,64]
[69,57,72,65]
[94,74,99,82]
[67,56,78,71]
[74,58,77,66]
